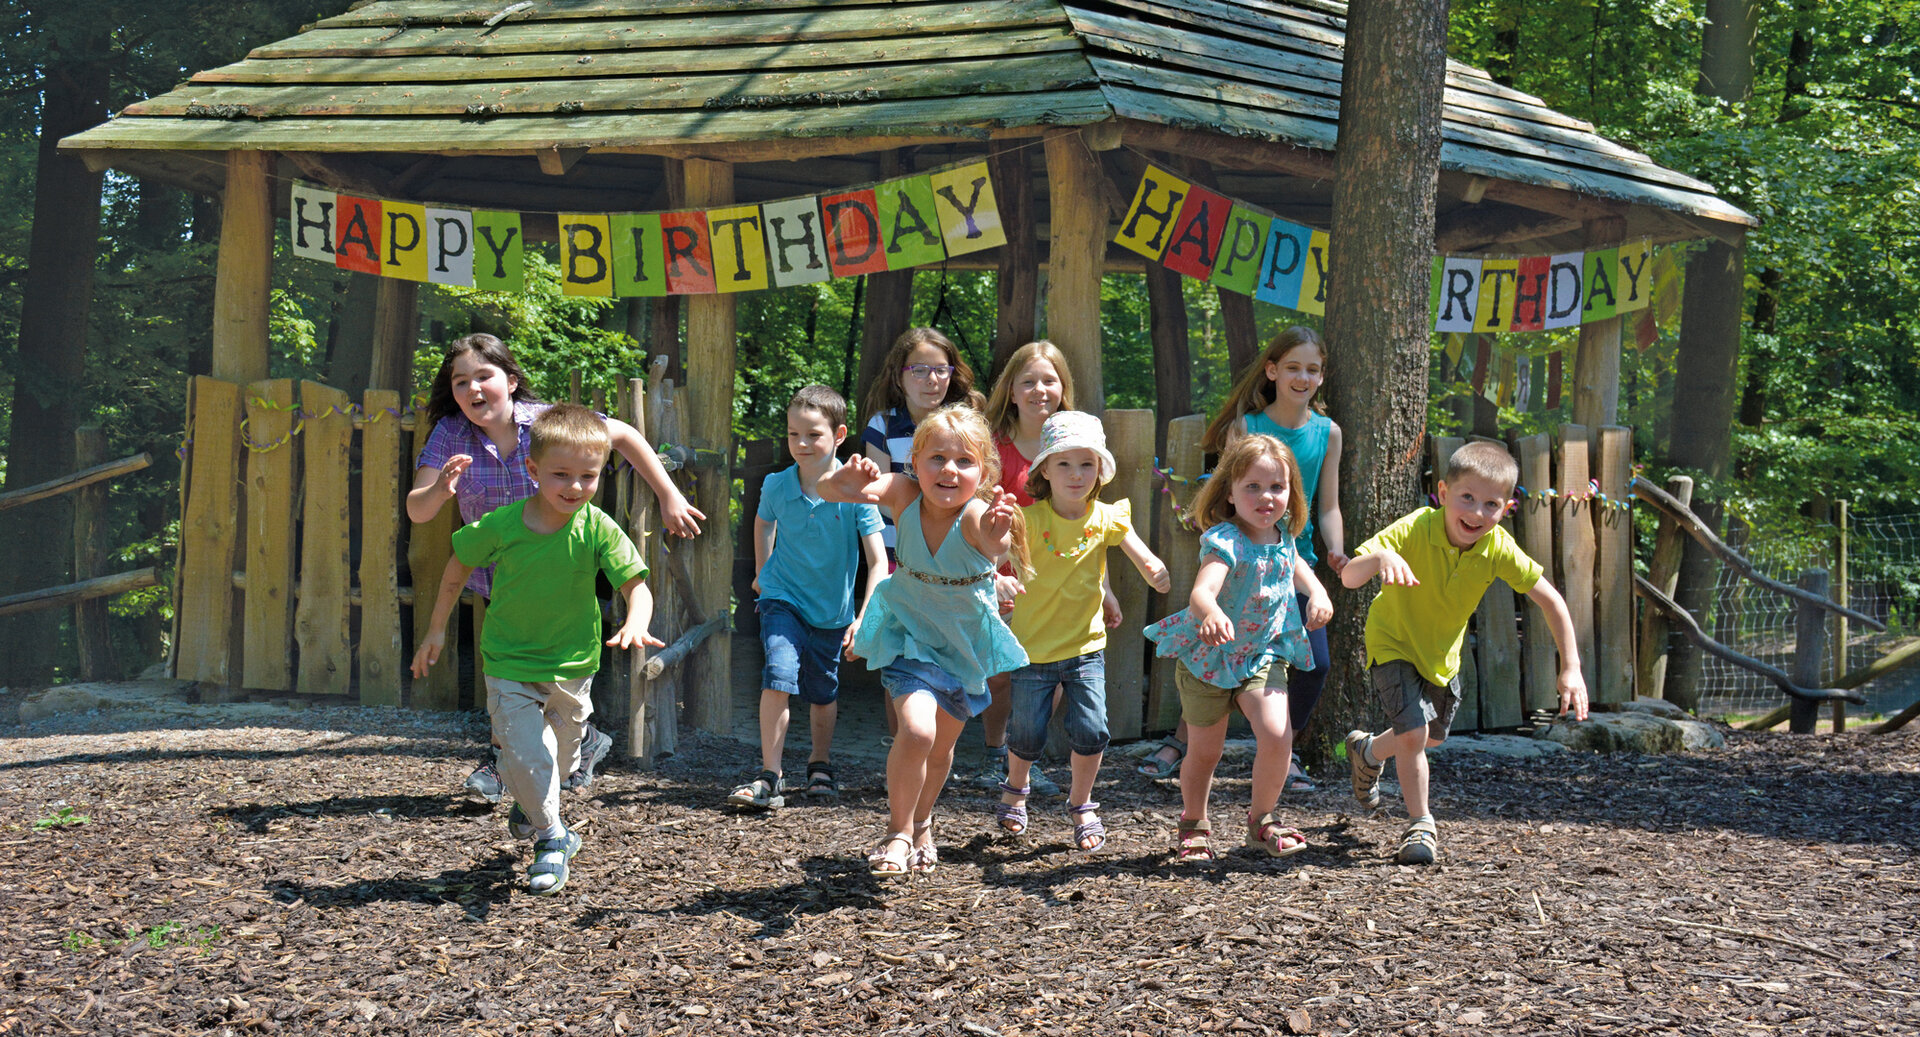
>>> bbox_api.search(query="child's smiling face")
[785,405,843,469]
[1013,358,1063,426]
[1264,343,1325,409]
[1229,454,1291,534]
[1437,473,1513,549]
[450,351,518,430]
[902,342,954,417]
[525,444,606,517]
[913,429,983,512]
[1044,447,1101,505]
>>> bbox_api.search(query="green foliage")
[63,921,220,954]
[32,805,90,830]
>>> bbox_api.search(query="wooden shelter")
[61,0,1753,739]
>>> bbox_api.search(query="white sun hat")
[1029,410,1116,484]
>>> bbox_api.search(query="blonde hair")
[1200,326,1328,453]
[1445,440,1519,495]
[528,402,611,462]
[982,341,1076,440]
[911,405,1031,578]
[862,327,983,422]
[1187,434,1307,537]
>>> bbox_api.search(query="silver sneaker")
[463,758,505,804]
[562,725,614,791]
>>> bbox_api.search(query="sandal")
[910,817,938,874]
[868,831,913,879]
[1136,735,1187,779]
[1285,751,1318,793]
[803,761,839,799]
[1069,801,1106,853]
[1344,730,1382,810]
[527,829,581,895]
[1246,811,1309,858]
[994,781,1030,836]
[1173,817,1214,863]
[1396,817,1438,865]
[727,769,784,810]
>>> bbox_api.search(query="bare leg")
[1178,716,1229,824]
[1371,726,1434,819]
[1236,684,1293,821]
[981,673,1012,749]
[757,689,789,776]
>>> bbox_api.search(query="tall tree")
[1316,0,1450,754]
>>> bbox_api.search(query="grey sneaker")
[1026,765,1062,797]
[970,746,1012,789]
[528,829,582,895]
[463,757,505,804]
[562,725,614,792]
[506,802,536,841]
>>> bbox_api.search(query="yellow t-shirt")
[1009,498,1133,665]
[1355,507,1542,685]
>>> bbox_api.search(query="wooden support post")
[175,377,244,684]
[242,379,298,691]
[1790,568,1830,734]
[1219,290,1259,383]
[1557,425,1596,683]
[626,376,659,760]
[1638,475,1694,702]
[369,278,419,394]
[1511,433,1558,713]
[212,151,273,384]
[1105,409,1154,740]
[1145,265,1192,460]
[644,362,682,760]
[358,389,404,706]
[1043,132,1106,413]
[683,157,735,735]
[1832,501,1849,732]
[73,427,114,680]
[408,407,459,710]
[1595,427,1634,703]
[296,381,353,696]
[1571,217,1626,428]
[1148,415,1205,730]
[990,145,1037,378]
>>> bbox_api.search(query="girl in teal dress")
[822,405,1030,878]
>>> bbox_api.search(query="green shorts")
[1175,662,1274,727]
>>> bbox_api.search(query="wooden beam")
[212,151,274,383]
[682,156,735,736]
[537,145,591,176]
[0,452,151,512]
[989,145,1037,378]
[1434,206,1581,253]
[281,151,389,197]
[1119,120,1335,181]
[1571,216,1626,427]
[72,427,115,680]
[1043,132,1106,412]
[0,568,158,619]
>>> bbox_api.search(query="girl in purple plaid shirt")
[407,334,703,801]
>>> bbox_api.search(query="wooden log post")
[369,278,419,394]
[175,376,245,684]
[1148,415,1205,730]
[358,389,405,706]
[1145,265,1192,461]
[241,379,298,691]
[1043,132,1106,414]
[626,375,659,760]
[1557,425,1597,681]
[1571,216,1626,429]
[1790,568,1830,734]
[296,381,354,696]
[990,145,1037,378]
[1595,426,1634,703]
[683,157,735,735]
[1832,500,1849,733]
[1105,409,1154,740]
[73,426,115,680]
[644,362,683,760]
[408,405,459,710]
[211,151,273,385]
[1639,475,1694,702]
[1511,433,1558,713]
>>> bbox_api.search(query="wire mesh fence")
[1695,511,1920,718]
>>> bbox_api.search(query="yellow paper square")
[707,204,770,293]
[1296,230,1331,315]
[929,162,1006,256]
[558,214,613,297]
[382,201,429,282]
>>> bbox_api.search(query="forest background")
[1,0,1917,694]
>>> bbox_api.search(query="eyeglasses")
[902,364,956,381]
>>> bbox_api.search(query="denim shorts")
[880,658,987,723]
[1007,651,1109,760]
[759,598,846,706]
[1371,659,1462,741]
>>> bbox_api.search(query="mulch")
[2,697,1917,1036]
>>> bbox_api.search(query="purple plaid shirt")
[416,400,551,597]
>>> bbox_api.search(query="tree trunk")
[1315,0,1448,761]
[1,44,110,684]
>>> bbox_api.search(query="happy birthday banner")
[287,161,1006,295]
[1115,164,1657,333]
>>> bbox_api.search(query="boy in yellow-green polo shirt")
[1338,441,1588,865]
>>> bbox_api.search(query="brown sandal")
[1246,811,1309,858]
[1173,817,1214,863]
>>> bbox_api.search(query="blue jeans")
[759,598,845,706]
[1006,651,1109,761]
[881,658,987,722]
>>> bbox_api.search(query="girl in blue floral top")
[1145,435,1333,863]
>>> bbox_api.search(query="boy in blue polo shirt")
[729,385,887,809]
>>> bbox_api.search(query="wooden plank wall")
[1147,414,1206,731]
[241,379,297,690]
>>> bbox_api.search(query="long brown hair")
[1186,434,1307,537]
[861,327,982,424]
[423,333,540,428]
[910,405,1031,579]
[982,340,1076,441]
[1200,325,1327,452]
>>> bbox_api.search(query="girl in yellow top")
[996,412,1171,852]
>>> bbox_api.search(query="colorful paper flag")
[290,183,336,263]
[1209,206,1270,296]
[760,197,830,288]
[928,162,1005,255]
[1159,184,1230,280]
[425,208,473,287]
[334,195,383,275]
[1255,220,1313,308]
[819,189,889,277]
[875,176,946,270]
[611,213,666,297]
[660,211,715,294]
[472,211,524,291]
[382,201,429,282]
[1615,240,1652,313]
[1435,257,1483,333]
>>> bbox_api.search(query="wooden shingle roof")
[62,0,1751,250]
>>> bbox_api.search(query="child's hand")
[842,616,864,656]
[433,454,473,497]
[1102,588,1123,628]
[994,573,1024,616]
[606,623,666,652]
[1375,550,1419,587]
[1197,609,1236,646]
[983,489,1020,541]
[1557,667,1590,721]
[825,454,885,502]
[410,630,446,678]
[1142,557,1172,594]
[1304,587,1333,630]
[660,492,705,538]
[1327,551,1350,574]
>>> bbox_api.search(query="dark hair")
[788,384,849,429]
[1200,326,1328,453]
[860,327,982,423]
[423,333,540,428]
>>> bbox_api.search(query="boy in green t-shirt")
[411,403,659,894]
[1339,441,1588,865]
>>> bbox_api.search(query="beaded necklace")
[1039,504,1098,559]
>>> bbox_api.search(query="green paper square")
[472,211,524,292]
[875,176,947,270]
[612,213,667,297]
[1208,206,1270,295]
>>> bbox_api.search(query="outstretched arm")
[963,490,1020,560]
[846,531,889,655]
[1119,529,1172,594]
[608,575,667,651]
[607,417,705,538]
[410,555,476,676]
[1525,579,1589,719]
[1317,423,1348,572]
[1189,557,1235,646]
[406,456,472,524]
[1340,549,1418,589]
[751,516,774,594]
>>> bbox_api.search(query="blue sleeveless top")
[1245,410,1332,565]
